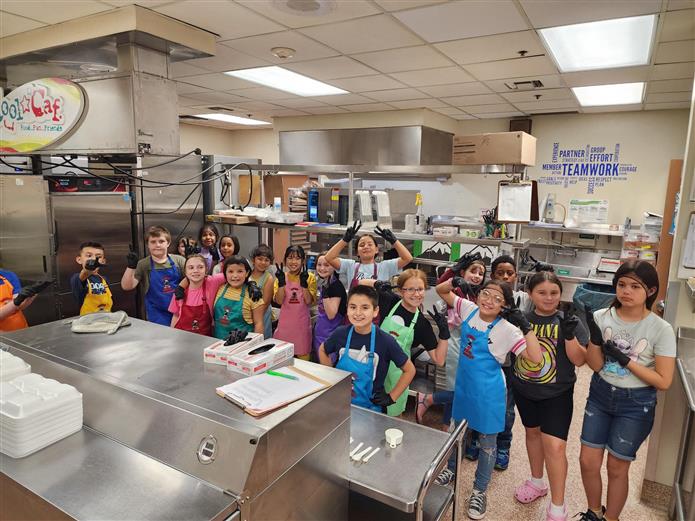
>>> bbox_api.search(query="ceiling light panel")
[539,15,657,73]
[572,82,645,106]
[225,66,347,96]
[194,113,271,125]
[519,0,660,29]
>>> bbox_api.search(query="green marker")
[266,370,298,381]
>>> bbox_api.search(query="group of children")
[0,219,676,521]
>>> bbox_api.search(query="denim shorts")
[580,373,656,461]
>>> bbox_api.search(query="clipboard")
[497,179,539,223]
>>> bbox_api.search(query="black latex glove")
[84,258,104,271]
[428,305,450,340]
[451,252,482,275]
[299,266,309,289]
[183,239,200,257]
[126,247,139,269]
[501,298,532,335]
[374,225,397,246]
[452,277,479,298]
[342,220,362,243]
[374,280,394,294]
[210,246,220,263]
[529,255,554,272]
[370,389,395,407]
[247,281,263,302]
[275,264,286,287]
[224,329,249,346]
[559,310,580,341]
[584,305,604,346]
[174,285,185,301]
[13,280,51,306]
[602,339,630,367]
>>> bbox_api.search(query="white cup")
[404,215,416,233]
[385,428,403,448]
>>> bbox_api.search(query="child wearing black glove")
[71,241,112,315]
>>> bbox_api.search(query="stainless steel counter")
[2,427,237,521]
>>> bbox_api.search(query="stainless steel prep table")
[1,318,352,521]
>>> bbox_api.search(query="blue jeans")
[448,421,498,492]
[497,365,516,452]
[433,390,453,426]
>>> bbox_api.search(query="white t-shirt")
[594,307,676,388]
[452,295,527,364]
[337,258,401,288]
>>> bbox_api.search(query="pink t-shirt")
[168,274,226,316]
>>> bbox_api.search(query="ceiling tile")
[229,86,297,100]
[484,74,566,92]
[264,108,309,117]
[667,1,695,10]
[184,91,252,104]
[302,106,351,114]
[181,73,258,90]
[463,103,517,113]
[341,103,396,112]
[501,87,574,102]
[519,0,661,28]
[178,95,207,107]
[360,88,429,101]
[373,0,447,11]
[0,11,44,37]
[561,66,650,87]
[176,82,212,95]
[442,93,506,106]
[419,82,492,97]
[330,75,406,92]
[155,1,283,40]
[394,1,528,43]
[452,114,480,120]
[308,93,374,105]
[644,101,692,109]
[513,99,579,111]
[351,46,452,73]
[645,91,693,103]
[284,56,377,80]
[389,98,449,109]
[655,41,695,64]
[648,79,694,93]
[0,1,112,24]
[101,0,173,6]
[473,111,526,119]
[652,62,695,80]
[170,61,210,79]
[583,104,644,113]
[435,31,545,65]
[389,66,475,87]
[299,14,424,54]
[525,107,580,114]
[232,100,285,111]
[433,106,468,115]
[464,56,557,81]
[222,31,339,63]
[660,9,695,42]
[237,0,379,28]
[272,98,329,109]
[193,44,270,72]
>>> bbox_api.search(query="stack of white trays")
[1,373,83,458]
[0,351,31,382]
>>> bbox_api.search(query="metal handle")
[53,220,59,253]
[677,360,695,412]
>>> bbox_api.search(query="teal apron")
[381,301,418,416]
[336,325,381,412]
[213,284,253,339]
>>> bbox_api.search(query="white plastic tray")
[0,351,31,382]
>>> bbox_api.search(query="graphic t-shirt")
[595,307,676,388]
[337,258,401,288]
[513,310,588,400]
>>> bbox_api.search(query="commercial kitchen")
[0,1,694,521]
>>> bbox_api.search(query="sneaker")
[464,439,480,461]
[494,448,509,470]
[434,468,455,487]
[467,489,487,520]
[574,507,605,521]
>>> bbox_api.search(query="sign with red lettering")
[0,78,86,153]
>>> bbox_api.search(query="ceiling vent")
[504,80,544,91]
[273,0,335,16]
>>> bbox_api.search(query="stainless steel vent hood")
[279,126,453,165]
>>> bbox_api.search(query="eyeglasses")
[402,287,425,294]
[479,289,505,305]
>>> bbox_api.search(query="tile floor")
[405,365,669,521]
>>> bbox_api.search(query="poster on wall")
[0,77,86,153]
[538,142,638,194]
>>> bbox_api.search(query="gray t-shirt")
[594,307,676,388]
[133,254,186,296]
[337,258,401,288]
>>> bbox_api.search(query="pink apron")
[274,277,312,357]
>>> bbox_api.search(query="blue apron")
[452,309,505,434]
[336,325,381,412]
[145,255,180,326]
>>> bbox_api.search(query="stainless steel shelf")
[522,222,625,237]
[230,163,526,177]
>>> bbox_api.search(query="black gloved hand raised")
[247,281,263,302]
[371,389,395,407]
[529,255,554,272]
[210,246,220,263]
[559,309,580,341]
[183,239,200,258]
[174,285,185,301]
[374,225,397,246]
[224,329,249,346]
[451,252,482,274]
[13,280,51,307]
[374,280,394,294]
[584,305,604,346]
[451,277,479,298]
[342,220,362,243]
[602,339,630,367]
[85,258,104,272]
[126,247,139,269]
[275,264,286,287]
[299,266,310,289]
[428,305,450,340]
[501,297,532,335]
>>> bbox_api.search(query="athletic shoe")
[494,448,509,470]
[434,468,455,487]
[467,489,487,519]
[464,439,480,461]
[575,507,605,521]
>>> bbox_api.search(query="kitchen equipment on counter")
[385,428,404,448]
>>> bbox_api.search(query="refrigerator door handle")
[42,256,47,273]
[53,219,59,253]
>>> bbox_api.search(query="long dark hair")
[611,260,659,310]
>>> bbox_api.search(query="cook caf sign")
[0,77,86,153]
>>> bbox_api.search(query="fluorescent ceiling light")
[572,82,645,106]
[194,113,270,125]
[539,14,657,72]
[225,66,347,96]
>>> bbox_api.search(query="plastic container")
[0,351,31,382]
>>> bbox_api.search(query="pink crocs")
[514,479,548,504]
